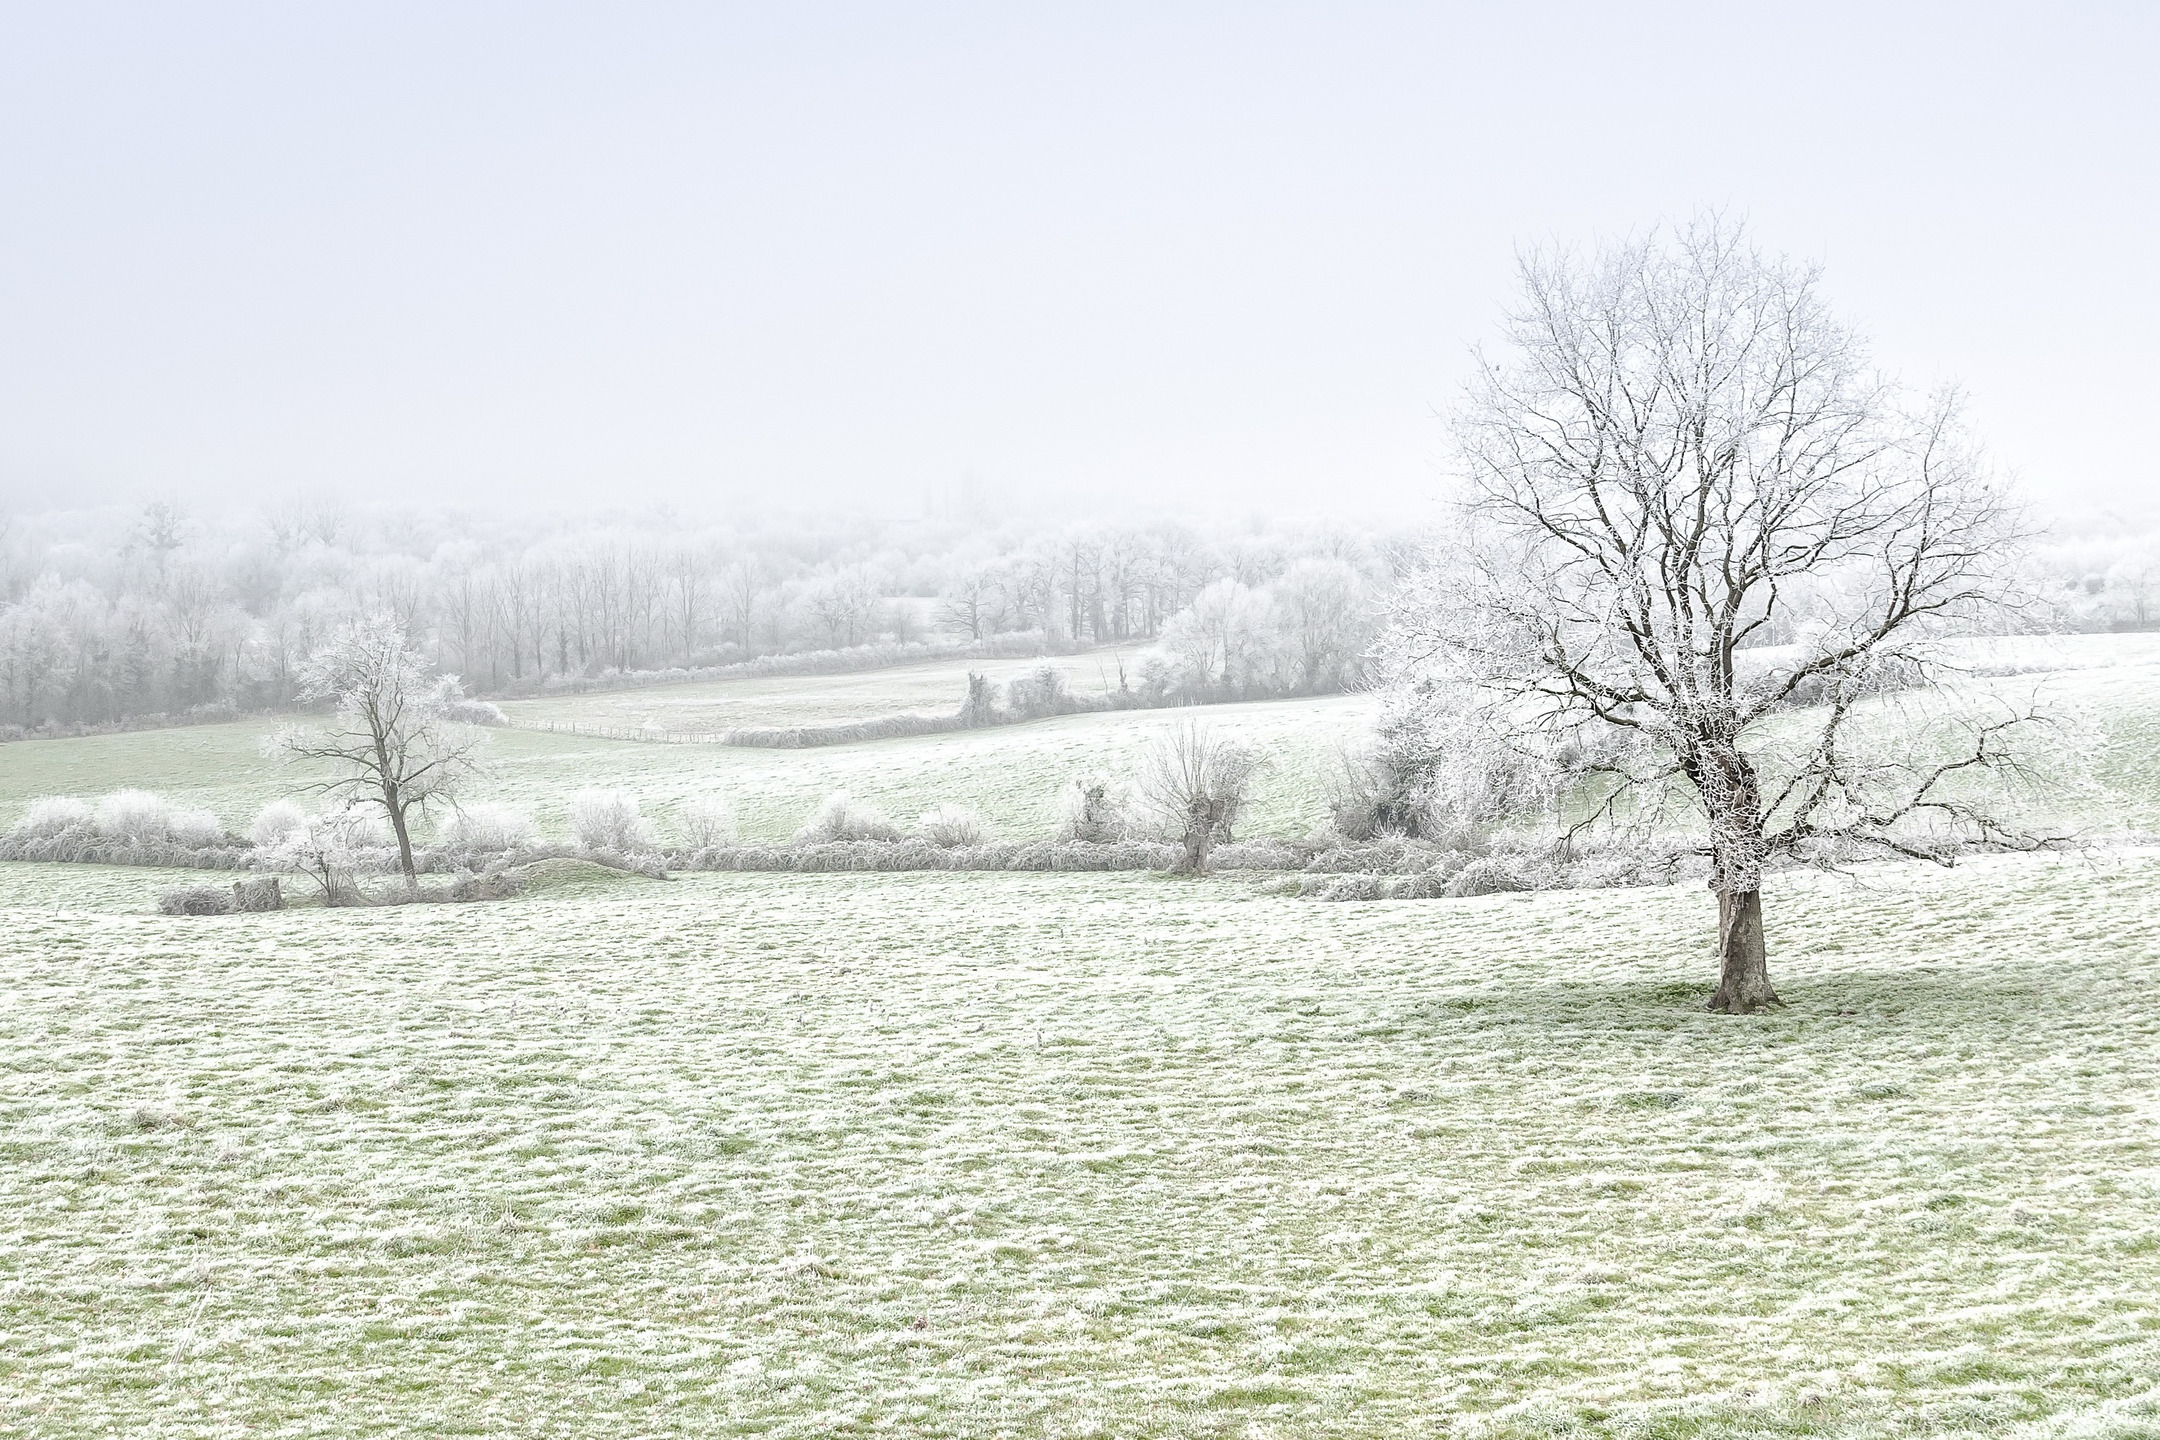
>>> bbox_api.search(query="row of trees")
[0,503,1406,730]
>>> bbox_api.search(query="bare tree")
[1387,218,2048,1013]
[1134,722,1263,875]
[1271,557,1375,693]
[276,614,486,887]
[939,564,998,640]
[721,556,762,650]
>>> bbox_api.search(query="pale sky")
[1,2,2154,523]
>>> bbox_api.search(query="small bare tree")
[1388,218,2056,1013]
[1135,722,1263,874]
[276,614,487,887]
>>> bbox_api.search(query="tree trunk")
[1706,889,1781,1013]
[387,804,418,888]
[1177,799,1214,875]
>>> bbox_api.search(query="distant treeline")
[0,500,1410,730]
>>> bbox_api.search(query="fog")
[2,2,2155,523]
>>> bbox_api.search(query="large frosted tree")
[1386,219,2051,1013]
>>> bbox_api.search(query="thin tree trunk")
[387,803,418,887]
[1706,889,1780,1013]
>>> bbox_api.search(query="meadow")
[6,853,2160,1437]
[3,633,2158,850]
[0,693,1375,846]
[498,646,1135,734]
[5,637,2160,1436]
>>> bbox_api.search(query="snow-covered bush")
[258,806,393,904]
[231,875,285,911]
[158,884,233,916]
[94,790,175,845]
[792,791,902,844]
[437,803,538,854]
[439,697,510,726]
[913,804,993,848]
[1443,854,1548,898]
[168,807,227,848]
[1001,664,1073,719]
[448,868,526,902]
[1054,777,1128,843]
[570,789,657,853]
[14,796,92,837]
[676,794,737,849]
[247,800,309,848]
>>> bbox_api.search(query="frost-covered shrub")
[1055,777,1128,843]
[258,806,393,904]
[1444,854,1546,898]
[438,803,538,853]
[570,789,657,853]
[158,884,233,916]
[247,800,309,848]
[448,867,526,901]
[231,875,285,911]
[1001,664,1073,719]
[440,697,510,726]
[168,807,227,848]
[1208,839,1302,871]
[676,794,737,849]
[913,804,993,848]
[1326,746,1432,841]
[792,791,902,844]
[14,796,92,837]
[94,790,174,845]
[681,837,1190,874]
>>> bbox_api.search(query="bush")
[95,790,175,845]
[1325,748,1432,841]
[441,697,510,726]
[676,794,737,849]
[1443,854,1546,898]
[682,838,1183,874]
[14,796,92,837]
[158,884,233,916]
[1002,663,1072,719]
[721,712,959,748]
[247,800,309,848]
[1055,777,1128,843]
[913,804,993,847]
[438,803,538,853]
[232,875,285,911]
[448,867,526,901]
[570,789,657,853]
[168,807,227,848]
[791,791,903,844]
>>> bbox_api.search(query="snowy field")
[6,854,2160,1437]
[6,633,2160,1435]
[498,646,1136,733]
[6,631,2160,851]
[0,694,1377,844]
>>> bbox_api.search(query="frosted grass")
[4,852,2159,1436]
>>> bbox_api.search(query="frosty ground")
[6,851,2160,1438]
